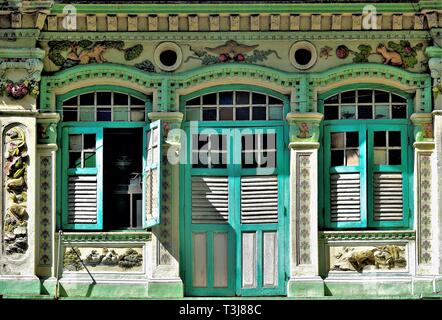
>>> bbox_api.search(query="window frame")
[57,86,153,231]
[319,84,414,230]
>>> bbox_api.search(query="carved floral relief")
[3,126,29,255]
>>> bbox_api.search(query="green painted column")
[146,111,184,298]
[286,112,325,297]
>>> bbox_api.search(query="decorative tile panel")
[418,153,432,265]
[38,156,52,267]
[296,153,311,265]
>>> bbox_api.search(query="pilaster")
[286,112,324,297]
[146,111,184,297]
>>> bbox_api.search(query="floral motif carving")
[418,154,432,264]
[38,156,52,266]
[185,40,281,65]
[3,126,29,255]
[297,154,311,265]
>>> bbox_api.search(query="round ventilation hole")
[154,42,183,71]
[289,41,317,70]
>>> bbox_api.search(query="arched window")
[320,87,411,230]
[184,90,284,121]
[59,87,162,232]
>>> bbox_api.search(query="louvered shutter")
[240,176,278,224]
[143,120,163,228]
[373,173,403,221]
[191,176,229,223]
[68,176,98,224]
[62,127,103,230]
[330,173,361,222]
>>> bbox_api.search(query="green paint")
[324,279,413,297]
[287,279,325,297]
[413,278,435,296]
[58,282,148,298]
[148,281,184,298]
[0,278,41,295]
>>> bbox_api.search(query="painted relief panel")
[329,245,407,273]
[3,125,29,256]
[63,246,144,273]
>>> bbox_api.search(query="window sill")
[59,231,152,243]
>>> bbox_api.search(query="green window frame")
[58,86,161,231]
[320,84,413,230]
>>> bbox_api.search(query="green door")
[184,125,286,296]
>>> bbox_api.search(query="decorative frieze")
[332,14,342,30]
[425,11,438,28]
[209,15,220,31]
[168,15,179,32]
[38,155,52,267]
[286,113,323,143]
[414,14,425,30]
[392,14,403,30]
[230,15,240,31]
[86,14,97,31]
[311,14,321,30]
[11,12,22,28]
[188,15,198,32]
[148,15,158,31]
[352,14,362,30]
[128,15,138,32]
[296,154,312,265]
[250,14,260,31]
[270,14,281,31]
[320,231,416,241]
[46,15,57,31]
[107,15,118,32]
[417,153,433,265]
[289,14,300,31]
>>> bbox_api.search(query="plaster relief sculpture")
[335,41,424,68]
[3,126,29,255]
[47,40,143,70]
[185,40,281,65]
[63,247,143,272]
[331,245,406,272]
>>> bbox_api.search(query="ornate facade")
[0,0,441,298]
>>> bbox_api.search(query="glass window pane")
[389,150,401,165]
[236,91,250,105]
[374,132,386,147]
[219,92,233,105]
[341,91,356,103]
[63,96,78,106]
[80,107,95,121]
[187,97,200,106]
[202,93,217,105]
[324,94,338,104]
[97,108,112,121]
[114,92,129,105]
[210,151,227,168]
[242,134,255,151]
[197,134,209,150]
[114,107,129,121]
[358,90,372,103]
[96,92,111,105]
[130,96,144,105]
[331,150,344,167]
[375,105,389,119]
[268,96,282,105]
[80,93,95,105]
[252,106,267,120]
[358,105,373,119]
[69,152,82,168]
[69,134,82,150]
[341,105,356,119]
[84,152,96,168]
[392,94,406,103]
[392,105,407,119]
[252,93,266,104]
[202,108,217,121]
[346,132,359,148]
[331,132,345,149]
[209,134,225,151]
[346,149,359,166]
[374,90,389,103]
[83,134,96,150]
[374,149,387,165]
[219,107,233,120]
[130,108,145,121]
[263,133,276,150]
[186,108,200,121]
[236,107,250,120]
[63,108,78,121]
[388,131,401,147]
[269,106,283,120]
[242,151,256,168]
[324,105,339,120]
[261,151,276,168]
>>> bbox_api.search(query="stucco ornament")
[185,40,281,65]
[47,40,144,70]
[335,41,424,68]
[332,245,406,272]
[0,58,43,100]
[3,126,29,255]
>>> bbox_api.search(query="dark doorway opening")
[103,128,143,230]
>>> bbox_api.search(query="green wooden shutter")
[367,125,409,228]
[324,125,367,229]
[62,127,103,230]
[143,119,163,228]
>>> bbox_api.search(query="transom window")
[185,91,284,121]
[323,90,407,120]
[62,91,146,122]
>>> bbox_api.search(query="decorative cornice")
[0,29,40,41]
[414,141,435,150]
[425,45,442,58]
[286,112,323,123]
[60,232,152,243]
[0,48,45,59]
[320,230,416,241]
[38,30,433,42]
[148,111,184,122]
[288,142,320,150]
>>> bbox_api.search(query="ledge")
[59,231,152,243]
[319,230,416,241]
